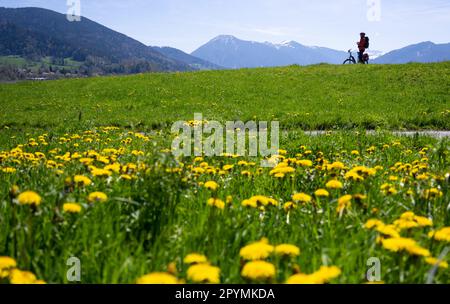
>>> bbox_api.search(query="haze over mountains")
[0,6,449,80]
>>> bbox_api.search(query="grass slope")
[0,62,449,130]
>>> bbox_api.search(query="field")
[0,63,449,284]
[1,62,449,130]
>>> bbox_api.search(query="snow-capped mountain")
[191,35,348,68]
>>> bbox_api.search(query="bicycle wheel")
[343,59,355,64]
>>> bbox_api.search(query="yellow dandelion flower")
[73,175,92,186]
[286,273,319,284]
[292,193,312,204]
[63,203,82,214]
[184,253,208,265]
[87,191,108,203]
[240,239,274,261]
[310,266,342,283]
[241,261,276,281]
[136,272,178,284]
[9,269,39,284]
[326,180,343,190]
[0,257,17,270]
[207,198,225,210]
[187,263,220,284]
[364,219,385,230]
[425,257,448,269]
[296,160,313,167]
[17,191,42,206]
[286,266,341,284]
[283,202,297,212]
[314,189,329,197]
[204,181,219,191]
[429,227,450,242]
[274,244,300,257]
[337,195,352,213]
[382,237,430,256]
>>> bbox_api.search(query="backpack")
[364,36,370,49]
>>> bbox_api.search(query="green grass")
[0,63,449,284]
[0,62,449,130]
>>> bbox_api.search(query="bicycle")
[343,49,369,64]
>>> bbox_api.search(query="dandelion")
[222,165,234,172]
[241,170,252,177]
[314,189,329,197]
[91,168,112,177]
[364,219,384,230]
[240,239,274,261]
[73,175,92,186]
[204,181,219,191]
[311,266,342,283]
[87,191,108,203]
[0,257,17,270]
[425,257,448,269]
[187,263,220,284]
[63,203,82,214]
[9,269,44,284]
[292,193,312,204]
[286,266,341,284]
[382,238,430,257]
[337,195,352,213]
[136,272,179,284]
[296,160,313,167]
[274,244,300,257]
[17,191,42,206]
[376,225,401,238]
[184,253,208,265]
[207,198,225,210]
[241,261,276,281]
[326,180,343,190]
[283,202,297,212]
[428,227,450,242]
[422,188,443,200]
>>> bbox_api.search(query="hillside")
[0,62,449,130]
[374,41,450,64]
[0,7,191,77]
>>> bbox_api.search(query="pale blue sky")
[1,0,450,53]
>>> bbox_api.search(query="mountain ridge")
[191,35,348,68]
[0,7,192,76]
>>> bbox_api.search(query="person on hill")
[357,32,368,63]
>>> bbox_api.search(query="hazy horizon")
[1,0,450,53]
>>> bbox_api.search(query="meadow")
[0,62,449,130]
[0,63,449,284]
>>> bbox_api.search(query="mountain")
[374,42,450,64]
[0,7,191,76]
[152,46,223,70]
[191,35,348,68]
